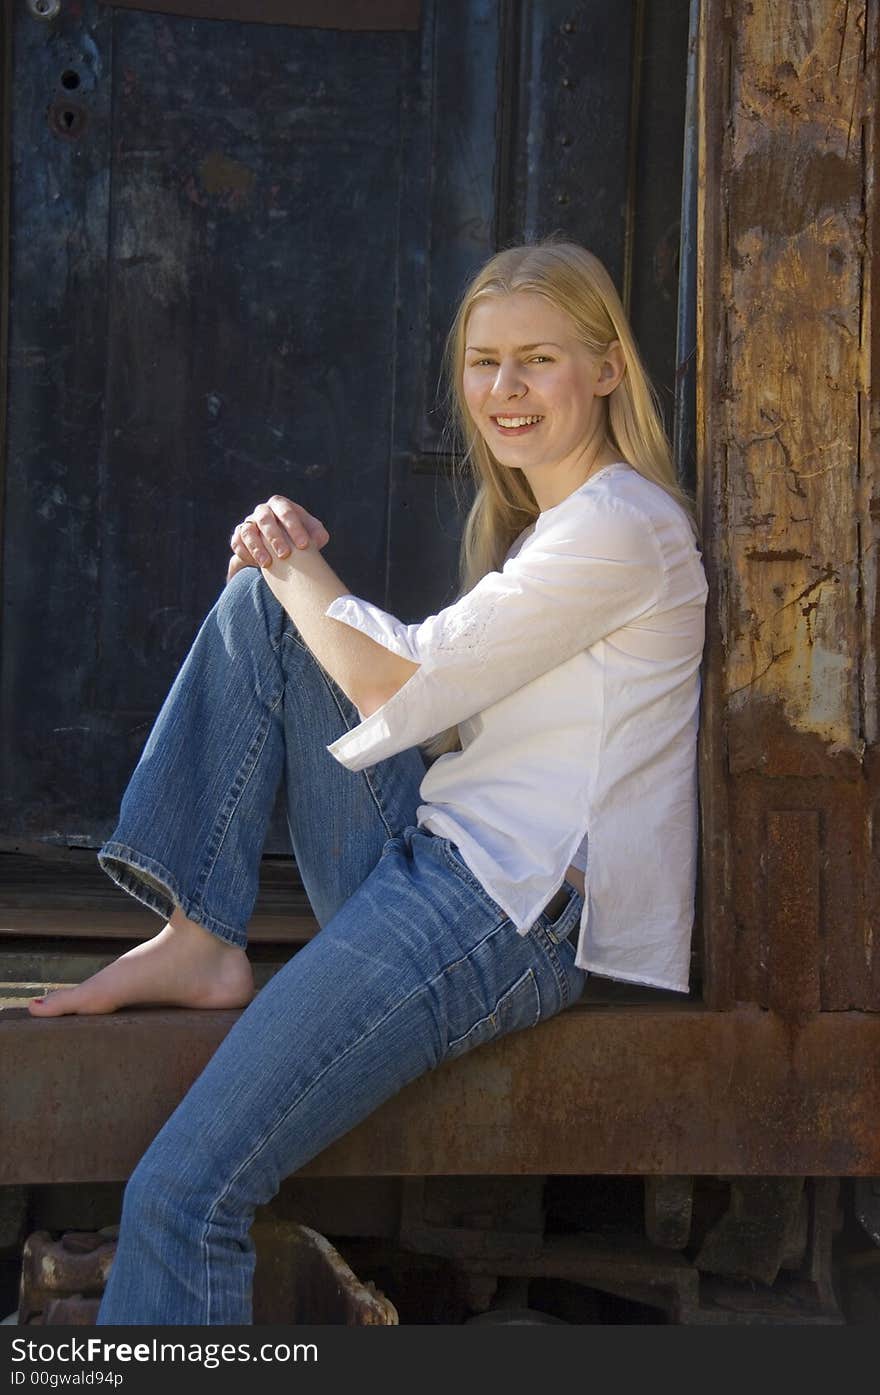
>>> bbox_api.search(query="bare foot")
[27,908,255,1017]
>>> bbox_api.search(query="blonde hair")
[422,236,700,762]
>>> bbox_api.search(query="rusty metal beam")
[2,1003,879,1184]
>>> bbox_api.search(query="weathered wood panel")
[698,0,879,1009]
[99,0,421,26]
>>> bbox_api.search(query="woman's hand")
[227,495,331,583]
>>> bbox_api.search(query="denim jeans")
[94,568,587,1325]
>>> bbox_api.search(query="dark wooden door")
[0,0,688,850]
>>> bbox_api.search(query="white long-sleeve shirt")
[324,461,708,993]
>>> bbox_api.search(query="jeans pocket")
[531,884,587,1006]
[534,880,582,945]
[445,966,541,1061]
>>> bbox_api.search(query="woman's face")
[461,290,623,509]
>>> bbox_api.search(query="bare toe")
[28,985,115,1017]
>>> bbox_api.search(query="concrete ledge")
[2,1002,879,1183]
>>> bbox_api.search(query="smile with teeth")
[493,414,544,429]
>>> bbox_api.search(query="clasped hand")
[227,495,331,584]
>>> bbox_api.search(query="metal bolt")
[555,192,570,205]
[562,20,576,33]
[28,0,61,19]
[561,76,572,88]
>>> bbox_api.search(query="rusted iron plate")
[2,1003,879,1184]
[766,809,821,1019]
[98,1,421,28]
[730,775,874,1009]
[18,1231,116,1325]
[694,1178,806,1286]
[644,1176,693,1251]
[251,1220,397,1324]
[398,1176,545,1262]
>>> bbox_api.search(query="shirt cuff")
[325,671,426,771]
[324,595,426,771]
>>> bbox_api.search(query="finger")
[231,539,256,567]
[228,553,253,581]
[230,526,259,567]
[268,496,321,550]
[252,504,294,559]
[239,520,275,567]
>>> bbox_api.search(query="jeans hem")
[97,842,247,949]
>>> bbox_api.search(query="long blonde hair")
[422,237,700,762]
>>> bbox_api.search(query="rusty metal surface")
[464,1227,844,1326]
[468,1233,700,1325]
[694,1178,806,1286]
[17,1230,116,1325]
[766,810,821,1019]
[2,1002,880,1184]
[398,1176,546,1262]
[16,1221,396,1325]
[697,0,880,1010]
[644,1176,693,1251]
[34,1297,102,1325]
[453,1178,843,1324]
[251,1220,397,1324]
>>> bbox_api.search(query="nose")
[491,359,526,400]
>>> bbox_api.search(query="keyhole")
[49,98,87,140]
[61,71,81,91]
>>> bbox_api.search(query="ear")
[595,340,626,396]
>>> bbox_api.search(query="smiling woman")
[31,237,708,1325]
[461,295,625,508]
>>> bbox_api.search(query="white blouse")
[324,462,708,994]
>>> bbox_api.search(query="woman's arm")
[324,493,669,772]
[257,542,421,719]
[259,541,421,719]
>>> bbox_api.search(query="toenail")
[32,998,44,1004]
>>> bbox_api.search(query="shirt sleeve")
[325,494,665,771]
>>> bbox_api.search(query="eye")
[530,355,553,364]
[468,358,496,367]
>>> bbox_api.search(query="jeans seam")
[200,902,524,1319]
[527,921,570,1008]
[309,661,397,840]
[194,696,280,912]
[201,976,430,1323]
[446,965,540,1056]
[429,912,515,983]
[438,838,510,924]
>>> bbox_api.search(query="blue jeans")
[95,568,587,1325]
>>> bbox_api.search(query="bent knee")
[216,566,287,650]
